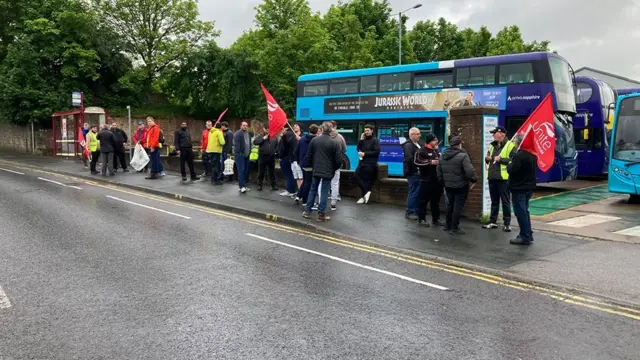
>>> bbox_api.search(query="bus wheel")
[341,156,351,170]
[630,195,640,204]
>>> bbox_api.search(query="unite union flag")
[515,93,556,172]
[260,84,288,138]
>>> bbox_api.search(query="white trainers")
[482,223,498,229]
[357,198,365,204]
[280,191,291,196]
[364,191,371,204]
[240,187,247,193]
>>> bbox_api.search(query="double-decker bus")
[608,93,640,202]
[296,52,577,182]
[573,76,617,176]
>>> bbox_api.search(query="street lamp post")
[398,3,422,65]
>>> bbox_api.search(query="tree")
[0,0,104,125]
[487,25,551,56]
[459,26,492,58]
[96,0,217,89]
[409,20,437,62]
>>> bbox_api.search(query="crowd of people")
[83,117,537,244]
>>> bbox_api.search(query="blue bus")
[296,52,577,182]
[617,88,640,97]
[573,76,617,176]
[608,93,640,202]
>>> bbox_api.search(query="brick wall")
[449,106,499,219]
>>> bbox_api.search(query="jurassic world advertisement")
[324,88,507,114]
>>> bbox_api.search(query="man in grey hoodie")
[328,120,347,210]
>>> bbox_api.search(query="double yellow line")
[2,160,639,321]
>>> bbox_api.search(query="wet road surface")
[0,168,638,359]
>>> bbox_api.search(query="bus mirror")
[605,102,616,124]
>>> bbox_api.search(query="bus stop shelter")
[52,106,108,157]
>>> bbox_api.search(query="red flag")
[515,94,556,172]
[261,84,288,138]
[78,128,89,158]
[214,108,229,126]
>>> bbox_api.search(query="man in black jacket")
[436,136,477,235]
[402,127,422,219]
[110,122,129,173]
[303,122,342,222]
[507,133,538,245]
[355,124,381,204]
[279,126,298,197]
[96,124,116,176]
[175,121,199,181]
[219,122,234,182]
[415,134,444,227]
[253,127,280,191]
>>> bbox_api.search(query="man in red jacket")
[145,117,162,180]
[201,120,213,178]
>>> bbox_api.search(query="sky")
[198,0,640,81]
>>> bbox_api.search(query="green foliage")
[0,0,554,127]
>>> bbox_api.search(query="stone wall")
[0,123,53,155]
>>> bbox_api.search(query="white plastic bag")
[223,157,235,176]
[130,144,150,171]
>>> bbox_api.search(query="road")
[0,166,638,359]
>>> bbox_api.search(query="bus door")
[410,118,446,149]
[333,121,360,170]
[377,121,410,177]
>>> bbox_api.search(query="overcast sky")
[199,0,640,80]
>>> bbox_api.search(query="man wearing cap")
[437,136,477,235]
[483,126,516,232]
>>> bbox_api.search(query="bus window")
[613,97,640,160]
[378,122,409,141]
[334,122,360,145]
[574,129,588,151]
[380,73,411,92]
[414,71,453,89]
[330,78,359,95]
[549,57,573,87]
[360,76,378,93]
[499,63,534,84]
[303,81,328,96]
[456,66,496,87]
[574,82,592,104]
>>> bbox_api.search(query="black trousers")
[90,151,100,173]
[209,153,222,183]
[355,164,377,197]
[418,181,443,222]
[445,186,469,230]
[258,157,276,186]
[113,146,127,171]
[180,148,197,178]
[488,180,511,226]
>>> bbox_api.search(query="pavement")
[1,153,639,310]
[0,162,638,359]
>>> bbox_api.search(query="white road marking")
[549,214,621,228]
[0,168,25,175]
[106,195,191,219]
[614,225,640,237]
[38,177,82,190]
[245,233,449,291]
[0,285,12,309]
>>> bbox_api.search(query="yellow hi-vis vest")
[87,131,99,152]
[487,140,516,180]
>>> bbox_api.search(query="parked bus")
[296,52,577,182]
[573,76,617,176]
[608,93,640,202]
[617,88,640,97]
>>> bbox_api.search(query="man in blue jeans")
[402,127,422,219]
[302,122,342,222]
[507,133,538,245]
[234,121,252,193]
[278,127,298,197]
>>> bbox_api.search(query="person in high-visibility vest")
[483,126,516,232]
[86,125,100,175]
